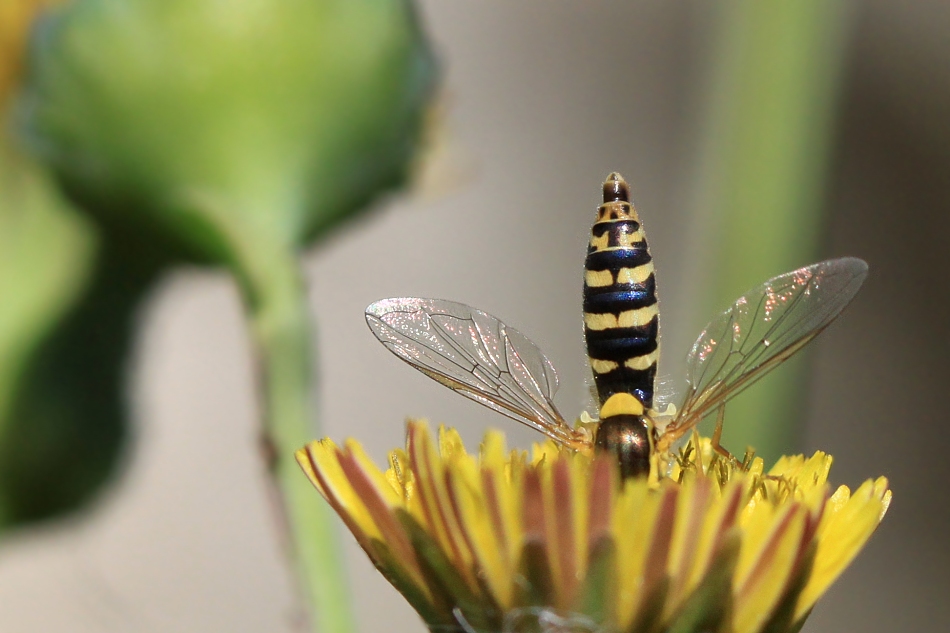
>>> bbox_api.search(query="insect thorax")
[593,414,653,479]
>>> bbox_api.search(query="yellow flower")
[0,0,62,110]
[297,422,890,633]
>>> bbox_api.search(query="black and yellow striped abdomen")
[584,173,659,411]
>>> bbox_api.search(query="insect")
[365,173,868,479]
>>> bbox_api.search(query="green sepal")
[396,509,502,633]
[365,536,447,630]
[0,231,165,526]
[0,145,94,443]
[759,541,816,633]
[663,534,740,633]
[0,141,144,528]
[514,539,557,611]
[628,578,670,633]
[574,535,617,625]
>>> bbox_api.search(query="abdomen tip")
[603,172,631,203]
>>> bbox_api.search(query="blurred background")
[0,1,948,632]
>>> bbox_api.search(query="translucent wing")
[365,297,590,449]
[659,258,868,448]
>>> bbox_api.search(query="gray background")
[1,1,947,631]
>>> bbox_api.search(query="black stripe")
[591,219,639,239]
[585,318,659,361]
[588,221,644,251]
[586,336,658,362]
[583,276,657,312]
[593,367,657,408]
[585,247,652,271]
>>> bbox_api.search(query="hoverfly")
[365,173,867,479]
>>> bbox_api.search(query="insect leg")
[710,405,740,466]
[710,406,761,474]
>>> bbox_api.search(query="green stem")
[230,229,354,633]
[681,1,852,462]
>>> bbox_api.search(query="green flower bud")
[22,0,437,260]
[0,142,114,527]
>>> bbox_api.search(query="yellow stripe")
[584,304,658,331]
[616,228,644,248]
[589,232,609,251]
[624,350,659,371]
[584,312,617,331]
[600,393,644,418]
[589,359,618,374]
[585,269,614,287]
[597,203,640,222]
[618,304,658,328]
[616,264,653,285]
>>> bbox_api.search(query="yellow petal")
[347,439,404,507]
[623,482,678,630]
[407,423,478,588]
[681,478,746,604]
[794,477,890,620]
[299,425,890,633]
[446,457,514,607]
[296,440,380,540]
[734,504,810,633]
[667,475,714,608]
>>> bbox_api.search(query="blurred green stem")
[225,216,353,633]
[684,1,851,462]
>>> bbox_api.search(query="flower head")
[297,422,889,633]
